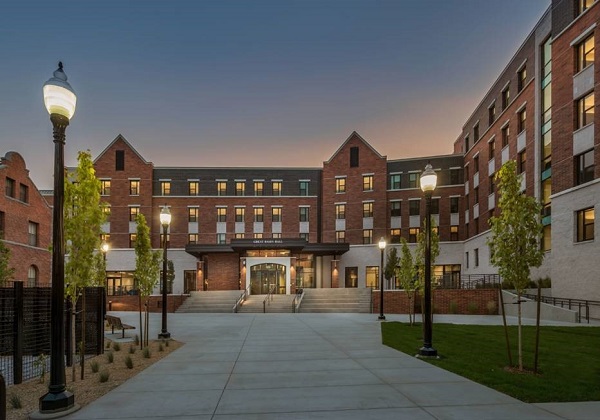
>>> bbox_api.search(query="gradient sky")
[1,0,549,190]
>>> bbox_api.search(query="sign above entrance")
[231,238,308,251]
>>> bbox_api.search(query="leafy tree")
[396,238,417,325]
[488,160,544,371]
[134,213,161,347]
[166,260,175,294]
[384,247,399,290]
[415,217,440,324]
[0,238,15,286]
[64,150,105,381]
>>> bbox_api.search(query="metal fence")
[0,282,105,385]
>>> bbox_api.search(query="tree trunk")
[80,292,86,380]
[517,290,523,371]
[138,294,143,350]
[71,309,76,382]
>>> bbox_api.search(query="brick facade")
[373,289,499,315]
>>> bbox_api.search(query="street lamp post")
[158,205,171,339]
[419,163,438,357]
[39,62,78,414]
[101,240,109,266]
[378,237,387,320]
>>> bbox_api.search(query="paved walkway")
[66,313,599,420]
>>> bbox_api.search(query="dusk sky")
[1,0,549,190]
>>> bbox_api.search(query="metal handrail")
[263,285,275,313]
[233,284,251,313]
[292,288,304,313]
[521,294,600,323]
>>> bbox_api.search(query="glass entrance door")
[250,263,286,294]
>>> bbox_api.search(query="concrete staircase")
[297,288,372,313]
[176,290,243,313]
[237,294,295,313]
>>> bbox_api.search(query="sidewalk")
[65,313,599,420]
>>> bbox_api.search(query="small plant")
[33,353,48,383]
[99,370,110,382]
[106,340,111,349]
[143,347,151,358]
[134,334,140,345]
[448,301,459,314]
[125,355,134,369]
[90,360,99,373]
[467,302,479,314]
[486,300,498,315]
[129,345,136,354]
[165,339,169,347]
[10,395,23,409]
[113,342,121,351]
[158,343,164,352]
[106,351,114,363]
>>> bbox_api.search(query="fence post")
[97,287,104,355]
[13,281,23,385]
[1,372,6,420]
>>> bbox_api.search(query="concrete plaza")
[65,312,599,420]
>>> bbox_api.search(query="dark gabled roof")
[94,134,151,165]
[324,131,385,164]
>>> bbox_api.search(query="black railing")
[433,274,501,289]
[521,294,600,323]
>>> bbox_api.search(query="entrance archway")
[250,263,286,295]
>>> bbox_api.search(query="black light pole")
[158,205,171,339]
[378,237,386,320]
[39,62,78,414]
[419,163,438,357]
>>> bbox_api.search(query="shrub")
[10,395,22,409]
[159,343,164,352]
[467,302,479,314]
[106,351,114,363]
[129,345,136,354]
[134,334,140,345]
[448,301,459,314]
[125,355,134,369]
[143,347,151,358]
[90,360,99,373]
[33,353,48,383]
[165,339,169,347]
[113,342,121,351]
[106,340,111,349]
[486,300,498,315]
[99,370,110,383]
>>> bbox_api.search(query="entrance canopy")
[185,238,349,258]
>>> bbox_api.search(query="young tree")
[488,160,544,371]
[415,217,440,313]
[134,213,161,347]
[166,260,175,294]
[384,247,399,290]
[0,239,15,286]
[396,238,417,325]
[64,150,105,381]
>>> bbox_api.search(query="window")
[502,125,510,148]
[5,177,15,198]
[465,252,469,269]
[129,234,137,248]
[335,204,346,219]
[161,181,171,196]
[188,181,199,196]
[488,103,496,125]
[431,198,439,215]
[335,177,346,193]
[576,149,594,185]
[129,206,140,222]
[577,207,594,242]
[488,140,495,160]
[216,233,226,244]
[450,226,459,241]
[103,205,111,221]
[272,207,282,222]
[465,135,470,152]
[115,150,125,171]
[473,123,480,143]
[363,175,373,191]
[254,233,263,239]
[350,147,359,167]
[518,108,526,133]
[390,229,401,243]
[272,181,282,196]
[272,233,282,239]
[28,222,38,246]
[188,234,198,244]
[390,174,401,189]
[254,207,264,222]
[19,183,29,203]
[0,211,5,237]
[450,197,459,213]
[188,207,198,222]
[217,208,227,222]
[336,231,346,243]
[518,150,527,174]
[502,85,510,110]
[473,155,479,173]
[130,180,140,195]
[345,267,358,288]
[299,207,309,222]
[235,208,245,222]
[408,173,418,188]
[474,218,480,235]
[235,181,245,196]
[217,181,227,196]
[362,202,373,218]
[254,181,264,196]
[299,181,309,196]
[27,265,38,287]
[362,229,373,244]
[390,201,401,217]
[465,165,469,180]
[474,248,479,267]
[517,66,527,92]
[576,34,594,72]
[489,175,495,194]
[450,168,460,185]
[474,187,479,203]
[100,180,111,196]
[409,200,420,216]
[577,92,594,129]
[578,0,596,15]
[235,233,245,239]
[366,266,379,289]
[299,233,309,241]
[409,228,419,243]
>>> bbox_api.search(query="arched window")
[28,265,38,287]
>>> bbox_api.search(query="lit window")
[235,208,245,222]
[100,180,111,196]
[272,233,282,239]
[102,205,111,221]
[576,34,594,72]
[217,208,227,222]
[517,66,527,92]
[272,207,282,222]
[129,234,137,248]
[362,202,373,218]
[254,207,264,222]
[130,180,140,195]
[335,204,346,219]
[363,175,373,191]
[576,92,594,129]
[390,201,401,217]
[576,149,594,185]
[336,231,346,243]
[235,233,245,239]
[254,233,263,239]
[299,207,309,222]
[272,181,282,196]
[408,228,419,243]
[389,174,401,189]
[488,103,496,125]
[254,181,264,196]
[502,85,510,110]
[101,233,110,243]
[502,125,510,148]
[577,208,594,242]
[450,226,459,241]
[235,181,245,196]
[188,181,199,196]
[161,181,171,196]
[578,0,596,16]
[366,266,379,289]
[188,207,199,222]
[129,207,140,222]
[188,234,198,244]
[217,181,227,196]
[362,229,373,244]
[299,181,309,196]
[390,229,401,243]
[335,178,346,193]
[518,108,526,133]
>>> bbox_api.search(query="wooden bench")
[105,315,136,338]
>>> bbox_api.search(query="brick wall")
[206,253,241,290]
[373,289,499,315]
[106,294,187,312]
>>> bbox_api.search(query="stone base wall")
[107,294,187,312]
[373,289,499,315]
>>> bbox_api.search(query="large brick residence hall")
[1,0,598,306]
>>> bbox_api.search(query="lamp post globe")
[101,240,110,255]
[378,237,386,320]
[419,163,438,357]
[159,205,171,339]
[38,62,78,414]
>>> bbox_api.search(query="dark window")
[431,198,439,214]
[299,207,309,222]
[502,86,510,110]
[488,141,495,160]
[299,181,309,196]
[577,207,594,242]
[518,108,527,133]
[465,135,470,151]
[409,200,420,216]
[488,103,496,125]
[0,211,5,237]
[474,248,479,267]
[116,150,125,171]
[299,233,309,241]
[345,267,358,287]
[28,222,38,246]
[19,183,29,203]
[473,155,479,174]
[489,176,495,194]
[502,125,510,147]
[390,201,401,217]
[473,123,480,143]
[5,177,15,198]
[350,147,359,167]
[517,66,527,92]
[450,197,459,213]
[576,149,595,185]
[389,174,401,189]
[450,169,460,185]
[518,150,527,174]
[408,173,418,188]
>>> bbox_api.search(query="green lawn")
[381,322,600,403]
